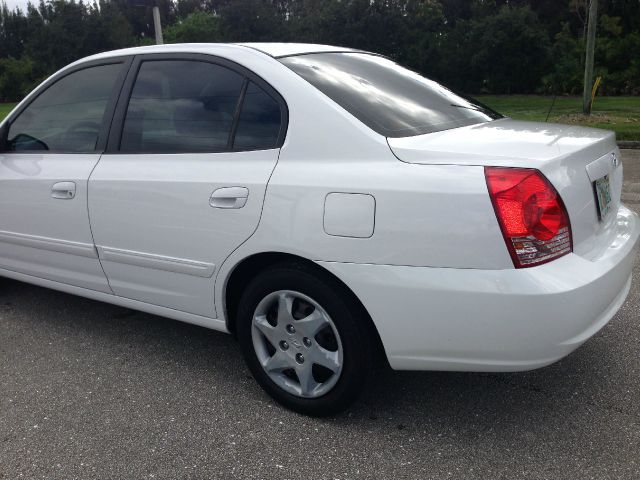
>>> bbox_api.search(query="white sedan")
[0,43,638,416]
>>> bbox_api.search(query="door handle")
[209,186,249,209]
[51,181,76,200]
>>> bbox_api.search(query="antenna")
[545,92,557,123]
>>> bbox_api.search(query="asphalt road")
[1,151,639,480]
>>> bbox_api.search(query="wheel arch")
[223,251,388,365]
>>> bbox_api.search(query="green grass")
[1,96,639,140]
[0,103,16,121]
[477,95,640,141]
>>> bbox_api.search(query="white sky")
[3,0,34,12]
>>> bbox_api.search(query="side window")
[120,60,244,153]
[6,63,122,153]
[233,81,282,150]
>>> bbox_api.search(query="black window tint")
[121,60,244,153]
[280,53,502,138]
[233,82,282,150]
[6,63,122,152]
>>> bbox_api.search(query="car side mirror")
[10,133,49,152]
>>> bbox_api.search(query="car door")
[0,59,131,293]
[88,54,287,317]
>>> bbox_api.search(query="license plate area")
[594,174,612,221]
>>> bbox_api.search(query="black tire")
[237,262,374,416]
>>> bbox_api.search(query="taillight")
[485,167,572,268]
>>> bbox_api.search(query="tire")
[237,262,374,416]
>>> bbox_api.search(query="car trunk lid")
[387,118,623,262]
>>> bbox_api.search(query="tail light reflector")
[485,167,572,268]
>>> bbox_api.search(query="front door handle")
[209,186,249,209]
[51,181,76,200]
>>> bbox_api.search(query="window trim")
[0,57,133,154]
[227,78,249,150]
[107,53,289,155]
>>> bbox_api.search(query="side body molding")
[96,246,216,278]
[0,230,98,258]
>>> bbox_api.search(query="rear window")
[280,53,502,138]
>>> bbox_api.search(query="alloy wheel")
[251,290,344,398]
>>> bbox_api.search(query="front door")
[88,55,286,317]
[0,60,129,293]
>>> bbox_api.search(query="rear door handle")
[51,181,76,200]
[209,186,249,209]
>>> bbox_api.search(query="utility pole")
[582,0,598,115]
[129,0,163,44]
[152,4,163,45]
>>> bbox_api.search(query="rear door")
[88,54,286,317]
[0,59,129,292]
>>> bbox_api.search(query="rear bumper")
[318,205,639,371]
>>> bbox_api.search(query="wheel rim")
[251,290,344,399]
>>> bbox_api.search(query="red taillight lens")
[485,167,572,268]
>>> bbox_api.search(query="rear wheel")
[237,263,373,416]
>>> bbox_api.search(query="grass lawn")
[1,96,639,140]
[477,95,640,141]
[0,103,16,121]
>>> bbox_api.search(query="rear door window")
[120,60,245,153]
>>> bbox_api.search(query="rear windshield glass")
[280,53,502,138]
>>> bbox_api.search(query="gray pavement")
[1,152,639,479]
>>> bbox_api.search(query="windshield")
[280,53,502,138]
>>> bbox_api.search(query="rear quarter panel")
[246,157,512,269]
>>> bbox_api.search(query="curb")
[618,141,640,150]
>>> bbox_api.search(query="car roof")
[74,43,360,65]
[237,43,360,58]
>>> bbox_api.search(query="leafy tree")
[596,15,640,94]
[452,6,552,93]
[174,0,210,19]
[0,56,35,101]
[544,23,584,94]
[164,11,221,43]
[216,0,288,42]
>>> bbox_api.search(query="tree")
[596,15,640,94]
[216,0,287,42]
[446,6,552,93]
[0,0,639,101]
[164,10,221,43]
[0,3,29,59]
[0,56,35,102]
[545,23,584,94]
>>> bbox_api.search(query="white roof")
[76,43,357,65]
[237,43,358,58]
